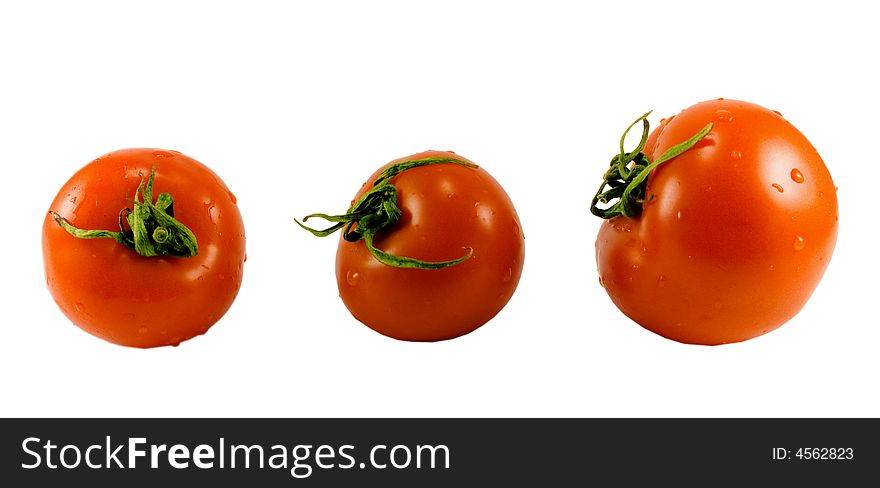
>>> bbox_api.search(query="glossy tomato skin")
[335,150,525,341]
[43,149,246,348]
[597,100,838,345]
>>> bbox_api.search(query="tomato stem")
[296,157,476,270]
[591,113,713,219]
[48,166,199,258]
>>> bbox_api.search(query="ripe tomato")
[43,149,246,348]
[594,99,838,345]
[302,150,525,341]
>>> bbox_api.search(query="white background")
[1,1,877,417]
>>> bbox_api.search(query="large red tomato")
[43,149,246,348]
[301,150,525,341]
[594,99,838,345]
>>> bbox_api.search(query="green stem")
[591,113,713,219]
[296,156,476,270]
[49,166,198,258]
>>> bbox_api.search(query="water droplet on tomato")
[243,253,248,263]
[347,271,360,285]
[793,236,806,251]
[730,150,742,160]
[206,202,220,226]
[772,183,784,193]
[657,275,666,287]
[502,268,512,283]
[790,168,804,184]
[714,110,734,122]
[138,327,149,335]
[773,110,783,117]
[228,191,237,204]
[475,202,494,224]
[676,210,683,220]
[769,264,775,271]
[152,150,175,158]
[717,97,725,100]
[447,192,455,199]
[74,303,86,313]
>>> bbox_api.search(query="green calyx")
[49,166,198,258]
[296,156,476,269]
[590,111,713,219]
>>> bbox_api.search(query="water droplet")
[502,268,513,283]
[793,236,806,251]
[714,109,734,122]
[768,265,775,271]
[772,183,784,193]
[716,97,726,101]
[347,271,360,285]
[676,210,683,220]
[447,193,455,199]
[657,275,666,287]
[152,150,175,158]
[790,168,804,184]
[138,327,149,335]
[243,253,248,263]
[475,202,494,223]
[206,201,220,226]
[730,150,742,160]
[228,191,237,204]
[74,303,86,313]
[773,110,783,117]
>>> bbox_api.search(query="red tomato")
[311,150,525,341]
[595,99,838,345]
[43,149,246,348]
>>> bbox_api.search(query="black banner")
[1,419,875,486]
